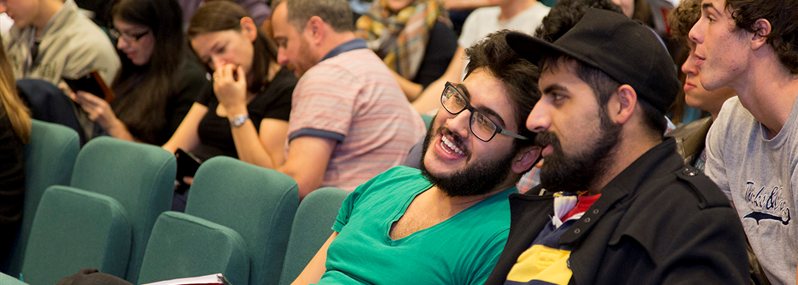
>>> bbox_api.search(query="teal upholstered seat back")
[6,120,80,276]
[21,186,131,285]
[279,187,348,285]
[70,137,175,283]
[186,156,299,285]
[137,212,249,285]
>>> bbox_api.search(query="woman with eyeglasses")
[71,0,210,145]
[162,1,295,207]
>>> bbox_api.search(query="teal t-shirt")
[319,166,516,284]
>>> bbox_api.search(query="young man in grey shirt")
[690,0,798,283]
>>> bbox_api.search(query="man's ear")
[512,146,541,174]
[750,18,772,50]
[240,17,258,42]
[305,16,325,45]
[607,84,637,125]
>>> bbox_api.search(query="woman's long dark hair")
[0,33,31,143]
[110,0,184,143]
[187,1,277,94]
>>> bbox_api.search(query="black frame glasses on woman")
[440,82,529,142]
[109,28,151,42]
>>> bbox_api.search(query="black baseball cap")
[506,8,679,114]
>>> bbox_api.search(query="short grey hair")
[280,0,354,32]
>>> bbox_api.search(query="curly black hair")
[726,0,798,74]
[534,0,624,42]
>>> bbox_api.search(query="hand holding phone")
[74,90,118,129]
[62,71,115,102]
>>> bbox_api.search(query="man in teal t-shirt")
[291,30,542,284]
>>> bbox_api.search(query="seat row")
[2,120,348,285]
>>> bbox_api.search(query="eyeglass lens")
[441,84,498,141]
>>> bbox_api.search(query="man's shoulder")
[46,19,115,58]
[612,165,739,247]
[294,62,357,97]
[618,140,729,210]
[297,49,404,104]
[329,49,392,79]
[301,49,384,82]
[343,167,429,215]
[50,4,108,41]
[609,171,734,253]
[629,162,730,211]
[666,166,732,209]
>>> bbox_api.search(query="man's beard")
[537,109,620,193]
[420,126,517,197]
[292,38,313,76]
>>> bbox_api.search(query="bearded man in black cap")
[485,8,750,285]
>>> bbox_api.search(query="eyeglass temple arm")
[499,129,529,140]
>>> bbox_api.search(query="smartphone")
[62,71,115,102]
[175,148,202,181]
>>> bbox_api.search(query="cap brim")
[506,32,602,71]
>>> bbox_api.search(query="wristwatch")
[229,114,249,128]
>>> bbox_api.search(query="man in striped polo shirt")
[271,0,426,197]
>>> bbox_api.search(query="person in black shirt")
[163,1,295,168]
[71,0,210,145]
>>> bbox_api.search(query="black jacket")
[486,138,750,285]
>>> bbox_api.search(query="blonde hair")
[0,35,32,144]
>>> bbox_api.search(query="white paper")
[142,273,229,285]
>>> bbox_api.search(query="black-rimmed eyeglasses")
[440,82,529,142]
[109,28,151,42]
